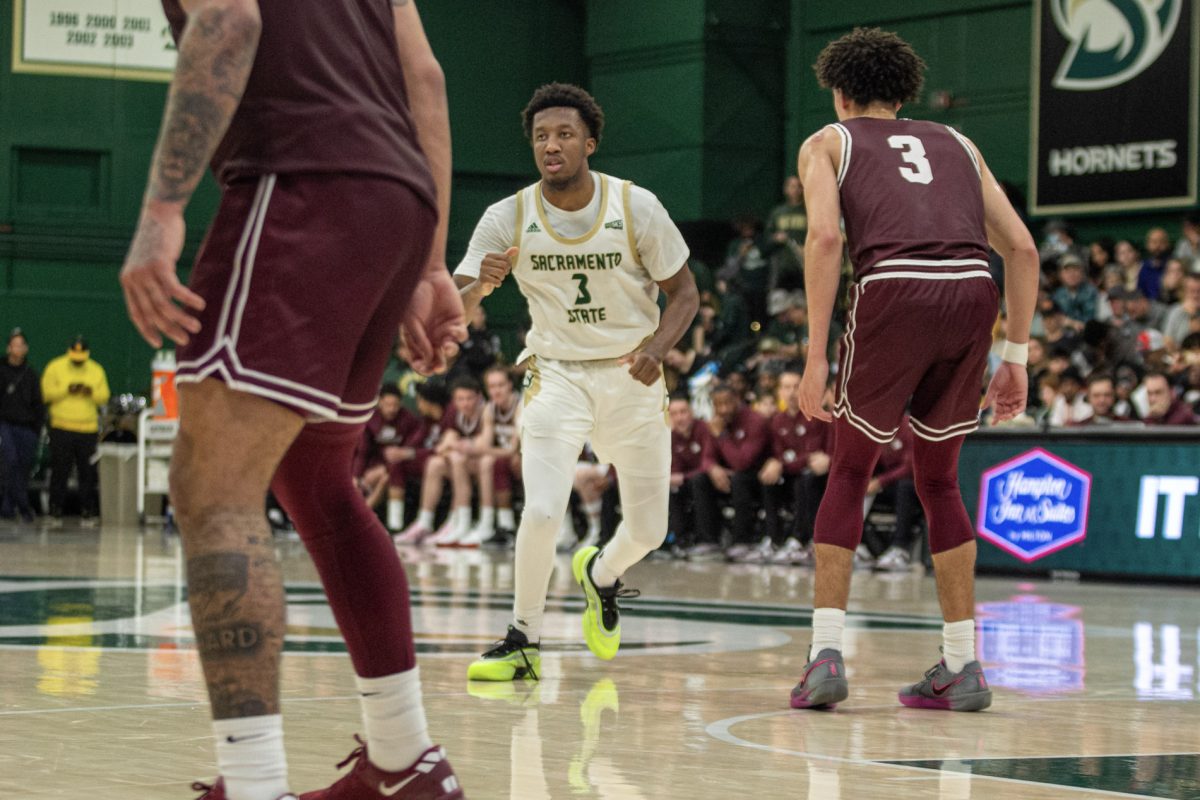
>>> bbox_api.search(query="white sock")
[416,509,435,530]
[356,669,433,772]
[942,619,976,673]
[810,607,846,655]
[498,508,516,529]
[387,499,404,531]
[453,506,471,534]
[477,506,495,531]
[590,549,621,589]
[583,500,602,538]
[213,715,289,800]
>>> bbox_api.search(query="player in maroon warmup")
[788,28,1037,713]
[120,0,466,797]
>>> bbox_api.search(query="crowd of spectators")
[362,185,1200,572]
[1018,216,1200,427]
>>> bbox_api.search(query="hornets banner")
[1031,0,1199,214]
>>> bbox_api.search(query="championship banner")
[12,0,176,82]
[1030,0,1199,214]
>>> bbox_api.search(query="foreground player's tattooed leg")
[184,512,287,719]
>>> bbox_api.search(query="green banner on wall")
[961,430,1200,579]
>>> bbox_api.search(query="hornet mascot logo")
[1052,0,1182,90]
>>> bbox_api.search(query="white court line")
[705,710,1175,800]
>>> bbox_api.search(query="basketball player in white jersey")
[454,83,699,680]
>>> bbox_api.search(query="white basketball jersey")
[513,173,660,362]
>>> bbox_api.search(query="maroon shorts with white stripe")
[834,268,999,444]
[176,173,435,423]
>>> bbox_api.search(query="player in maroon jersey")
[354,386,424,528]
[398,376,490,547]
[119,0,465,797]
[760,368,829,565]
[457,366,521,546]
[788,28,1037,713]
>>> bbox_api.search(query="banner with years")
[13,0,176,81]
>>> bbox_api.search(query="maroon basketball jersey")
[832,117,988,279]
[161,0,434,206]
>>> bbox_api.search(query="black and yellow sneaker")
[571,546,640,661]
[466,625,541,681]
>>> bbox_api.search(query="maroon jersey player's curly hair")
[521,82,606,144]
[813,27,927,107]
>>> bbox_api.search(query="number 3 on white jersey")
[887,135,933,184]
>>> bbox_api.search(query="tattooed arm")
[391,0,467,375]
[120,0,261,348]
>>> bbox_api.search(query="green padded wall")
[1,0,1193,392]
[0,2,587,391]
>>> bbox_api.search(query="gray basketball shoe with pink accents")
[789,648,849,709]
[898,659,992,712]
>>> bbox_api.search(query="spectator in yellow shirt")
[41,336,109,528]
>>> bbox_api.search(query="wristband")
[1000,340,1029,366]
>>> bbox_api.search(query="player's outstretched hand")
[618,349,663,386]
[477,247,517,296]
[402,268,468,376]
[799,359,832,422]
[120,204,205,348]
[985,361,1028,423]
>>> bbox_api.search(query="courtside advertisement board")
[961,430,1200,578]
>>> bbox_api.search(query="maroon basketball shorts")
[176,173,436,424]
[492,456,513,493]
[835,271,999,443]
[388,456,427,489]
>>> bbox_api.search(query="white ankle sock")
[810,607,846,655]
[512,612,542,643]
[583,501,602,538]
[477,506,495,531]
[498,508,516,529]
[213,715,289,800]
[356,669,433,772]
[590,549,620,589]
[452,506,471,534]
[416,509,435,529]
[942,619,976,673]
[387,499,404,531]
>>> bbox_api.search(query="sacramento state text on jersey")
[529,252,623,271]
[567,307,607,324]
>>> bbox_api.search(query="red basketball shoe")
[300,737,464,799]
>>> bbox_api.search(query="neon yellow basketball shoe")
[466,625,540,681]
[571,546,639,661]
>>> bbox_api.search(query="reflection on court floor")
[1,524,1197,799]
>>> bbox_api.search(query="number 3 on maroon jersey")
[887,135,934,184]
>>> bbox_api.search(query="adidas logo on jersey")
[604,219,624,230]
[526,222,541,233]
